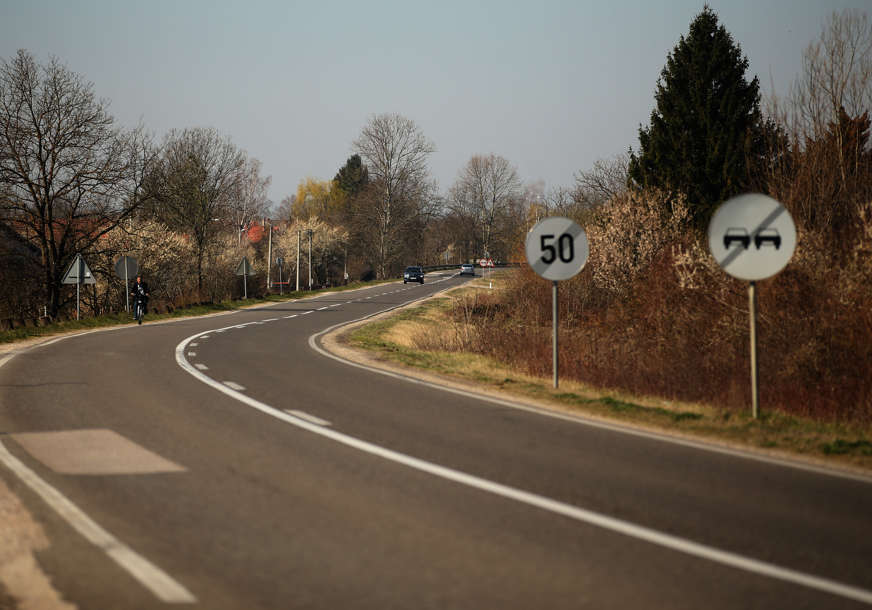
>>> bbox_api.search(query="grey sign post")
[708,193,796,419]
[114,256,138,312]
[525,217,590,389]
[62,254,96,320]
[236,257,253,299]
[276,256,284,295]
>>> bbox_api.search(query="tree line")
[0,50,534,322]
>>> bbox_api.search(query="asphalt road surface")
[1,271,871,609]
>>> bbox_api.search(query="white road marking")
[284,410,331,426]
[317,306,328,311]
[263,318,279,322]
[199,335,210,339]
[283,315,298,319]
[223,381,246,391]
[301,311,313,315]
[330,303,341,308]
[174,329,872,606]
[189,343,198,347]
[187,352,196,357]
[0,440,196,603]
[193,363,208,371]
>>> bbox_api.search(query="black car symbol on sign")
[723,228,750,249]
[754,229,781,250]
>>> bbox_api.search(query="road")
[1,271,871,609]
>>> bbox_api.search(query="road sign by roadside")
[62,254,96,285]
[62,254,95,321]
[708,193,796,281]
[525,217,590,390]
[487,258,494,268]
[525,217,589,281]
[236,257,253,276]
[114,256,138,313]
[708,193,797,420]
[479,258,487,267]
[114,256,138,280]
[236,257,252,299]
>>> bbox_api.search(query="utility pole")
[266,220,272,291]
[296,228,301,292]
[307,229,313,290]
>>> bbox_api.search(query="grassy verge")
[0,279,395,346]
[345,285,872,473]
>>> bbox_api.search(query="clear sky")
[0,0,864,206]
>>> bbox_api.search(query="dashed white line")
[189,343,198,347]
[284,410,331,426]
[301,310,313,315]
[317,306,328,311]
[175,331,872,608]
[223,381,246,391]
[194,363,208,371]
[187,352,196,357]
[283,314,298,319]
[263,318,279,322]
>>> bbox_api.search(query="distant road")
[1,271,871,609]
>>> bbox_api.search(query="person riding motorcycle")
[130,275,149,324]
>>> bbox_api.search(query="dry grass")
[346,284,872,472]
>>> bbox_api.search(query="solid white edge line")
[308,316,872,485]
[285,410,331,427]
[172,302,872,605]
[0,440,196,604]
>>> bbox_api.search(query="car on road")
[459,263,475,276]
[403,266,424,284]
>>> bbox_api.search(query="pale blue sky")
[1,0,865,205]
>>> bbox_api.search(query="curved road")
[1,272,871,609]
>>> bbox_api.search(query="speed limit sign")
[525,217,590,390]
[525,217,589,280]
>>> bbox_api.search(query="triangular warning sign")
[62,255,96,285]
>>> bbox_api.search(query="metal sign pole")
[124,260,130,313]
[749,280,759,419]
[76,256,82,320]
[553,280,559,389]
[244,270,248,299]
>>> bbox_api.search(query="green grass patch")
[821,439,872,456]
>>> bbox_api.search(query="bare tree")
[352,113,436,278]
[449,154,522,260]
[792,10,872,140]
[230,157,271,245]
[0,50,154,317]
[776,9,872,231]
[573,152,629,208]
[146,127,244,297]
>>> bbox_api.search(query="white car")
[459,264,475,276]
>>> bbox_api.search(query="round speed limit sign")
[526,217,589,281]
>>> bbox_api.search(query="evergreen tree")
[628,6,762,227]
[334,154,369,196]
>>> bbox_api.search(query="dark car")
[403,266,424,284]
[754,229,781,250]
[723,228,751,250]
[459,263,475,276]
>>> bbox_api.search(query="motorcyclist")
[130,275,149,324]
